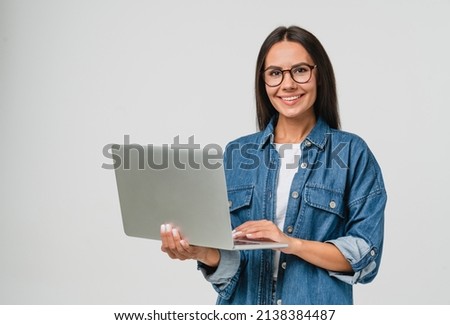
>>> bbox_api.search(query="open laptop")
[112,144,287,250]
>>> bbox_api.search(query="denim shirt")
[198,117,387,305]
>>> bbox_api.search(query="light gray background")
[1,0,449,304]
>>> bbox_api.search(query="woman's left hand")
[233,220,297,254]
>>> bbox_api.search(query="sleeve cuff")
[326,236,378,284]
[198,249,240,284]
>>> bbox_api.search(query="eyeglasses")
[263,63,317,87]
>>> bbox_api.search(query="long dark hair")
[255,26,340,130]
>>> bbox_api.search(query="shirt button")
[277,299,282,305]
[370,250,376,256]
[291,191,299,199]
[281,262,287,269]
[228,200,232,208]
[287,226,294,234]
[304,140,312,147]
[300,162,307,169]
[329,200,336,209]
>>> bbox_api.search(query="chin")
[277,107,311,119]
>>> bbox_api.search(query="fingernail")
[172,228,178,236]
[161,224,166,232]
[165,224,172,232]
[232,231,242,238]
[246,233,253,238]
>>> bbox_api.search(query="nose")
[281,70,296,89]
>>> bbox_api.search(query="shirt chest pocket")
[304,184,345,219]
[227,185,254,226]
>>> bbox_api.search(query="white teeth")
[282,95,300,101]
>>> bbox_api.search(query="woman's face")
[264,41,317,122]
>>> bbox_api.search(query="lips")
[279,94,304,105]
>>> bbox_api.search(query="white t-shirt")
[273,143,301,279]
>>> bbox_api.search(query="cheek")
[265,85,275,97]
[265,86,278,104]
[305,82,318,100]
[266,86,276,101]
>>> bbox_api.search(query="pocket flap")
[227,185,254,212]
[304,185,345,218]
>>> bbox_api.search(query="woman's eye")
[269,70,282,77]
[293,66,308,74]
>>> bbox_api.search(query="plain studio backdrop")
[1,0,449,305]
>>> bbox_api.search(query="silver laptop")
[112,144,287,250]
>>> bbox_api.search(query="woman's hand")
[160,224,220,267]
[233,220,352,272]
[232,220,296,254]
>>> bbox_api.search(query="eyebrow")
[264,62,311,70]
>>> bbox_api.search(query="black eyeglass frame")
[262,63,317,87]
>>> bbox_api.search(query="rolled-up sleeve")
[326,235,378,284]
[197,249,240,291]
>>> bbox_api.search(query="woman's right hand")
[160,224,220,267]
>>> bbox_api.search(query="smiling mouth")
[279,94,303,102]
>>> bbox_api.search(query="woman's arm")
[287,238,352,272]
[234,220,352,272]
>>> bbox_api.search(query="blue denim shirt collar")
[258,117,276,149]
[258,115,330,150]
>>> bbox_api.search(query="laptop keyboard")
[233,239,264,245]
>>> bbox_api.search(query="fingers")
[160,224,216,264]
[234,220,274,235]
[160,224,191,260]
[233,220,285,242]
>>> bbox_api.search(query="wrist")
[199,248,220,267]
[287,237,304,255]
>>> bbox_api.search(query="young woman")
[160,25,387,305]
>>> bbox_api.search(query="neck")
[274,114,316,144]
